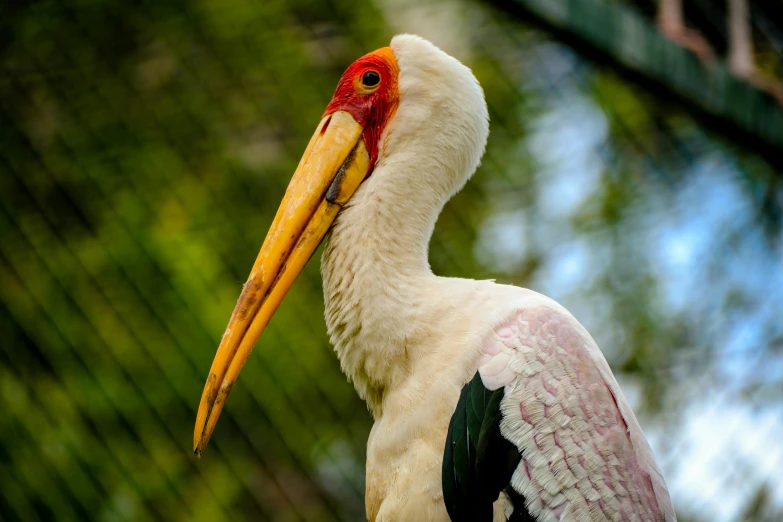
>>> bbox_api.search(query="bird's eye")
[362,71,380,87]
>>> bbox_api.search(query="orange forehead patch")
[324,47,400,173]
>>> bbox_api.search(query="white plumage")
[322,35,675,521]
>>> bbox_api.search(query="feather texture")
[444,304,676,522]
[481,306,675,522]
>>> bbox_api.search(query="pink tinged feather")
[479,335,516,390]
[497,326,514,338]
[487,306,674,522]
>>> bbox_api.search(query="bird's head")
[194,35,488,457]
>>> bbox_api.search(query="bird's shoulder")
[471,286,675,521]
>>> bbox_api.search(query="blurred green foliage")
[1,1,782,521]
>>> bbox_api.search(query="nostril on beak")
[319,115,332,136]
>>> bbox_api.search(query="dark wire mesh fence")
[1,1,782,521]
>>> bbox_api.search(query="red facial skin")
[323,47,400,174]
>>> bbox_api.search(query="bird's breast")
[364,364,464,521]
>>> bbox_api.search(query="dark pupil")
[362,71,380,87]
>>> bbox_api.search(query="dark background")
[1,0,782,521]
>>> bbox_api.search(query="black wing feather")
[442,372,531,521]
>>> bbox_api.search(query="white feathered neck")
[321,35,489,413]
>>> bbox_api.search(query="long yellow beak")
[194,110,369,457]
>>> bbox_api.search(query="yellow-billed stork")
[194,34,676,522]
